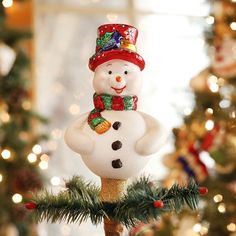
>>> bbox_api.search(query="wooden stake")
[100,178,127,236]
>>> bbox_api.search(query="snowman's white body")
[65,59,167,180]
[82,110,148,179]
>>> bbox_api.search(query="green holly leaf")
[96,32,113,47]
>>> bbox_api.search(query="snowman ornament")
[65,24,167,181]
[211,36,236,79]
[24,24,207,236]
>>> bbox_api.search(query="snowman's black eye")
[124,71,128,75]
[108,71,112,75]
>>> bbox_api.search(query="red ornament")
[202,132,214,151]
[153,200,164,209]
[188,143,209,177]
[202,125,220,151]
[198,187,208,196]
[25,202,37,210]
[12,169,42,193]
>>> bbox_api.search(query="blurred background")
[0,0,235,235]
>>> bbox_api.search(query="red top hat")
[89,24,145,71]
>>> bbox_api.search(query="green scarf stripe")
[124,96,133,110]
[101,94,112,110]
[90,117,106,128]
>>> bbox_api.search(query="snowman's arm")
[64,113,94,155]
[135,112,167,156]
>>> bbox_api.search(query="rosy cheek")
[94,76,110,92]
[127,77,141,93]
[126,76,135,85]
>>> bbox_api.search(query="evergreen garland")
[27,176,206,228]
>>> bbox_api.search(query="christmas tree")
[149,1,236,236]
[0,2,48,235]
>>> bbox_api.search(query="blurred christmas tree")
[0,1,48,235]
[132,0,236,235]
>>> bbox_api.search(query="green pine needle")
[30,176,201,228]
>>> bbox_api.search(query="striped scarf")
[88,93,138,134]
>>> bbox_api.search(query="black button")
[111,140,122,150]
[112,121,121,130]
[112,159,123,169]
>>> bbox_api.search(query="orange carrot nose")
[116,76,122,82]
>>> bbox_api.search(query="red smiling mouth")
[111,86,126,94]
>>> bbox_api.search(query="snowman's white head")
[93,59,142,96]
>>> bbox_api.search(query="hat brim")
[89,49,145,71]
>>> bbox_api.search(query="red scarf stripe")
[133,96,138,110]
[111,96,124,110]
[88,111,101,123]
[94,95,105,110]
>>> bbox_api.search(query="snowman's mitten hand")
[135,112,167,156]
[135,131,161,156]
[64,114,94,155]
[65,127,94,155]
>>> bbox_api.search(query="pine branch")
[28,176,206,228]
[65,176,100,199]
[111,178,200,227]
[31,177,105,225]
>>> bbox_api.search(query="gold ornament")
[190,68,210,92]
[215,163,235,174]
